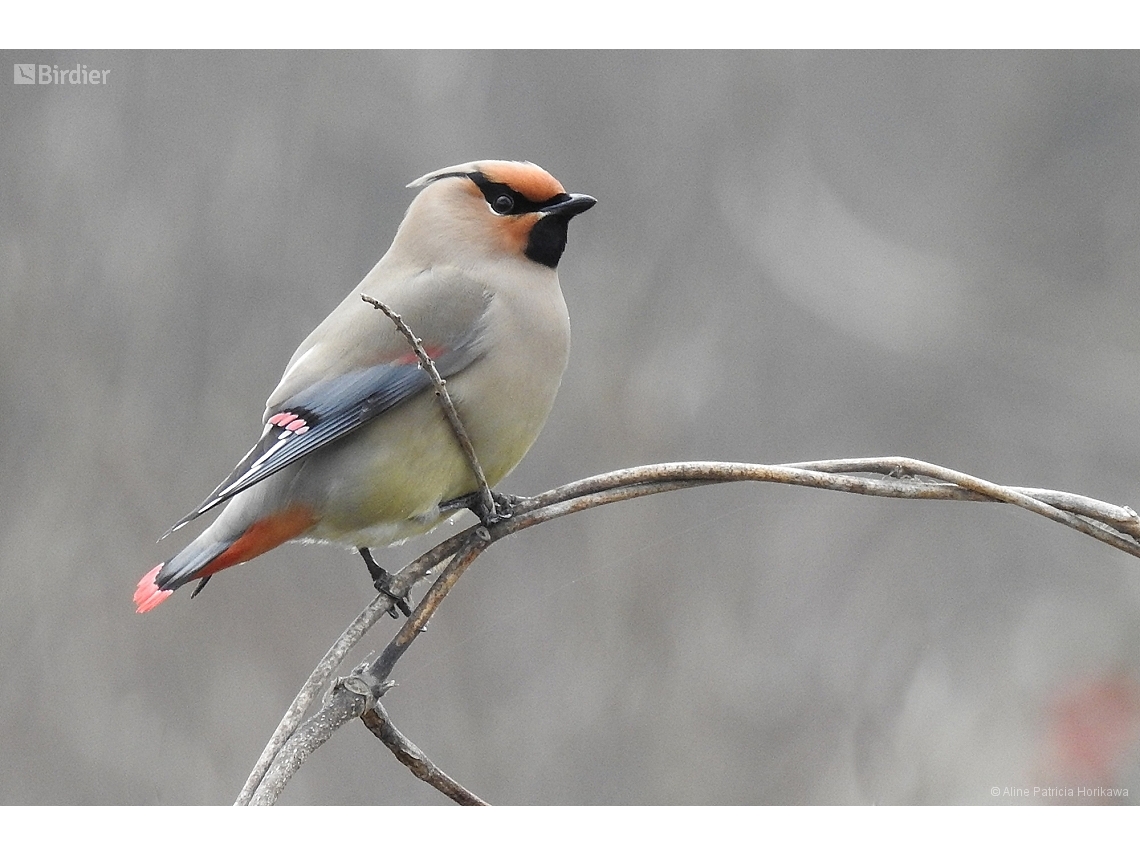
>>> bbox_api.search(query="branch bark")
[238,456,1140,805]
[361,700,489,806]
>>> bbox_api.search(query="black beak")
[541,193,597,218]
[525,192,596,268]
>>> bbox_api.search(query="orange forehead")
[478,161,565,201]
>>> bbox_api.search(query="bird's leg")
[359,547,412,618]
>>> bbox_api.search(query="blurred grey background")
[4,50,1140,805]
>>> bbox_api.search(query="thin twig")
[367,530,489,687]
[787,457,1140,538]
[361,294,498,520]
[361,701,490,805]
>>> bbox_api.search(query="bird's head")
[397,160,596,269]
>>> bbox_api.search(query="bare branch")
[247,531,489,805]
[788,457,1140,538]
[234,597,396,805]
[366,530,490,688]
[247,673,374,806]
[361,701,490,806]
[236,522,482,802]
[241,456,1140,805]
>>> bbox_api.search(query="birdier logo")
[13,63,110,85]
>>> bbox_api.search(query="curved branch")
[241,457,1140,805]
[235,532,476,804]
[361,701,490,806]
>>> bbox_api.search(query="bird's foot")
[359,547,412,618]
[439,490,519,527]
[479,490,517,527]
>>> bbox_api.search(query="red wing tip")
[135,564,174,614]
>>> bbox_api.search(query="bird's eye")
[492,194,515,214]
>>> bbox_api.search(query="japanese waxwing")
[135,160,595,613]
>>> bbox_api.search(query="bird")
[135,160,595,613]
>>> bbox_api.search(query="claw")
[480,491,516,526]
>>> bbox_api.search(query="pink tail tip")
[135,564,174,613]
